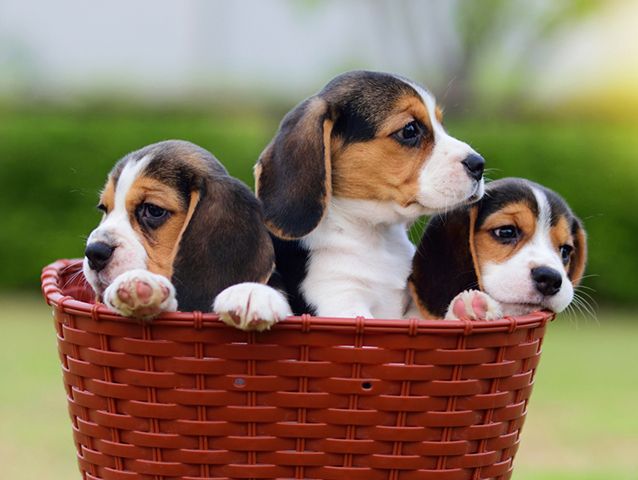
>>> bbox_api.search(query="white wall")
[0,0,635,103]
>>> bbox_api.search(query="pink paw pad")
[451,292,488,320]
[117,286,132,304]
[471,294,488,318]
[452,298,467,319]
[135,281,153,303]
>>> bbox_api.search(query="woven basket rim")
[42,259,554,334]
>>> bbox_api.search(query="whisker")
[561,304,579,327]
[572,292,598,324]
[574,289,599,312]
[579,274,600,280]
[62,268,91,292]
[575,284,597,292]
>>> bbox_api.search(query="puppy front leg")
[445,290,503,321]
[103,270,178,320]
[213,283,292,332]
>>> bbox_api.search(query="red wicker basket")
[42,259,553,480]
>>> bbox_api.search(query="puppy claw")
[445,290,502,321]
[214,283,292,331]
[104,270,177,321]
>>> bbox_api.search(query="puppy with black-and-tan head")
[83,140,291,329]
[410,177,587,320]
[257,70,486,318]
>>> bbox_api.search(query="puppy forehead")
[108,140,221,201]
[550,215,572,246]
[476,179,539,228]
[543,186,576,227]
[480,202,537,232]
[321,71,435,140]
[100,176,116,206]
[322,71,428,104]
[476,178,578,245]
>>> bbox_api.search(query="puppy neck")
[327,197,424,229]
[302,197,417,277]
[300,196,417,318]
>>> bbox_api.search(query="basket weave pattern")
[42,260,552,480]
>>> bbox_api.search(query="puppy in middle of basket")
[257,70,486,318]
[409,177,587,320]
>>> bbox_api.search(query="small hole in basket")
[361,381,373,390]
[233,377,246,388]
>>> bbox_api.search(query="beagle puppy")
[257,70,485,318]
[83,140,291,329]
[409,178,587,320]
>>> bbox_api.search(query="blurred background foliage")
[2,1,638,479]
[1,0,636,308]
[1,105,636,305]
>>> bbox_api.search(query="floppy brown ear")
[568,217,587,285]
[255,96,333,239]
[171,176,275,312]
[409,206,481,318]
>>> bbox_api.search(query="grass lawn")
[1,293,636,479]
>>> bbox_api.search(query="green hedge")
[1,106,635,305]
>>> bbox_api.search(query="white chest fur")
[300,198,419,318]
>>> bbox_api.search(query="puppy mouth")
[465,180,484,203]
[86,267,115,295]
[488,291,548,313]
[498,298,564,314]
[503,301,545,310]
[89,274,109,294]
[466,189,482,203]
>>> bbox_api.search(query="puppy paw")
[104,270,177,320]
[213,283,292,331]
[445,290,503,321]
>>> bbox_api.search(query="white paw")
[103,269,177,320]
[445,290,503,321]
[213,283,292,331]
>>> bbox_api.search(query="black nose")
[85,242,115,272]
[462,153,485,182]
[531,267,563,296]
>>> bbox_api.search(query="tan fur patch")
[467,207,483,290]
[474,202,537,267]
[99,177,116,213]
[550,216,571,251]
[435,105,443,124]
[253,161,263,197]
[331,94,434,205]
[125,176,192,279]
[570,226,587,284]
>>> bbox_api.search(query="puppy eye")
[137,203,169,229]
[560,244,573,265]
[97,204,107,213]
[392,121,423,147]
[491,225,520,243]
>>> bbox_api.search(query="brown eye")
[97,203,107,213]
[491,225,520,244]
[392,121,423,147]
[137,203,169,229]
[560,244,573,265]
